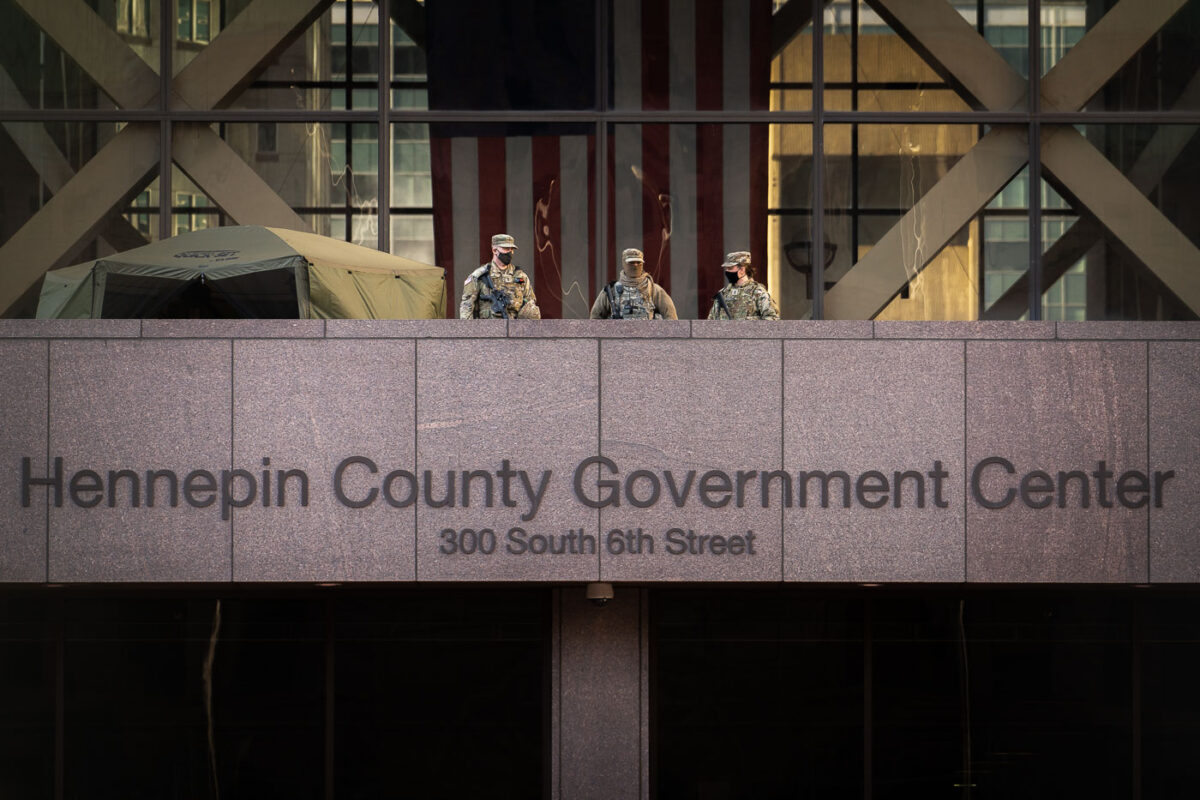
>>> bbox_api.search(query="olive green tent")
[36,225,446,319]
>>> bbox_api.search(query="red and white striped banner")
[430,0,771,318]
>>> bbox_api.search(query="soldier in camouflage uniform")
[459,233,542,319]
[589,248,678,320]
[707,251,779,320]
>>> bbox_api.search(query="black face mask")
[497,251,513,266]
[724,270,741,285]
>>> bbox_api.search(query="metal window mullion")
[595,0,609,296]
[850,0,859,282]
[10,108,1200,124]
[158,0,173,241]
[1028,0,1043,321]
[378,0,391,252]
[811,0,825,320]
[344,11,355,243]
[976,0,986,319]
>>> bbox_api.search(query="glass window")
[0,597,55,799]
[1042,0,1200,112]
[655,590,865,798]
[422,122,598,318]
[333,591,548,797]
[63,597,215,796]
[822,124,1032,320]
[1142,593,1200,797]
[257,122,278,155]
[176,0,192,42]
[818,1,1027,112]
[1,0,1198,321]
[654,588,1200,798]
[0,0,162,110]
[223,0,596,112]
[609,123,789,319]
[1031,125,1200,321]
[1,590,549,798]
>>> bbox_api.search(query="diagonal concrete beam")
[838,0,1193,319]
[981,216,1102,320]
[824,126,1029,319]
[1,0,329,314]
[1040,0,1189,111]
[873,0,1184,114]
[172,0,335,110]
[172,125,308,231]
[12,0,159,109]
[983,73,1200,319]
[0,67,148,253]
[1040,125,1200,313]
[3,119,152,254]
[0,124,160,314]
[867,0,1026,111]
[771,0,834,56]
[385,0,427,51]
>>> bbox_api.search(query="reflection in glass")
[610,123,773,319]
[0,0,162,110]
[426,123,596,318]
[818,1,1027,112]
[612,0,770,111]
[978,126,1200,321]
[391,118,434,263]
[228,0,379,111]
[817,124,1032,320]
[1042,0,1199,112]
[768,123,815,319]
[0,119,160,316]
[221,121,379,247]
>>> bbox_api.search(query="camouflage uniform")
[589,248,679,320]
[708,280,778,320]
[459,234,542,319]
[707,251,779,320]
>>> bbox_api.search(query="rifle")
[480,272,513,319]
[713,290,732,319]
[605,281,624,319]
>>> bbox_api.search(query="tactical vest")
[477,266,532,319]
[715,281,767,319]
[608,281,656,319]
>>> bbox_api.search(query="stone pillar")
[553,587,648,800]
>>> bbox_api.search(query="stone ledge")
[141,319,325,338]
[326,319,507,338]
[1057,321,1200,340]
[693,320,873,338]
[875,321,1055,339]
[508,319,691,338]
[0,320,141,338]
